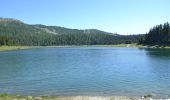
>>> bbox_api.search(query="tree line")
[0,33,143,46]
[139,22,170,46]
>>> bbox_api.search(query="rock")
[35,97,42,100]
[141,96,145,99]
[28,96,33,99]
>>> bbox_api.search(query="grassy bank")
[0,44,139,52]
[0,93,151,100]
[0,44,170,52]
[0,46,35,51]
[46,44,142,48]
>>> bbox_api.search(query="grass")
[0,46,35,51]
[110,44,141,47]
[0,93,51,100]
[1,44,170,52]
[0,44,135,52]
[46,44,142,48]
[146,94,152,97]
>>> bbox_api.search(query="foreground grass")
[0,93,151,100]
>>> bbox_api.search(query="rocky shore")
[0,94,153,100]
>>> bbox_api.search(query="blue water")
[0,47,170,98]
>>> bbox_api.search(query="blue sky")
[0,0,170,34]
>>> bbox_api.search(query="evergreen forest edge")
[0,18,170,47]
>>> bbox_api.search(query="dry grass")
[0,46,34,51]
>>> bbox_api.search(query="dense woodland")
[0,18,143,46]
[139,22,170,46]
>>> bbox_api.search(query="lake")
[0,47,170,98]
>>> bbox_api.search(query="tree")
[139,22,170,46]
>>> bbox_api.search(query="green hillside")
[0,18,143,46]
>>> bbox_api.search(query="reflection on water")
[140,48,170,58]
[0,47,170,98]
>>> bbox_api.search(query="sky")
[0,0,170,35]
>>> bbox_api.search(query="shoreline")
[0,44,170,52]
[0,46,36,52]
[0,94,154,100]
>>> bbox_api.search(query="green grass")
[0,93,9,97]
[0,93,51,100]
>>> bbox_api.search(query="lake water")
[0,47,170,98]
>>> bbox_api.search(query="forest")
[3,18,168,46]
[139,22,170,46]
[0,18,143,46]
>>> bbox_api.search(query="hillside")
[34,24,114,35]
[0,18,143,46]
[0,18,114,35]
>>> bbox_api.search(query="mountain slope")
[0,18,115,36]
[0,18,55,45]
[0,18,143,46]
[33,24,114,35]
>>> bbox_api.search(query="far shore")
[0,46,36,51]
[0,44,170,52]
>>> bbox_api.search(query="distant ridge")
[33,24,115,35]
[0,17,114,35]
[0,17,24,23]
[0,17,143,46]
